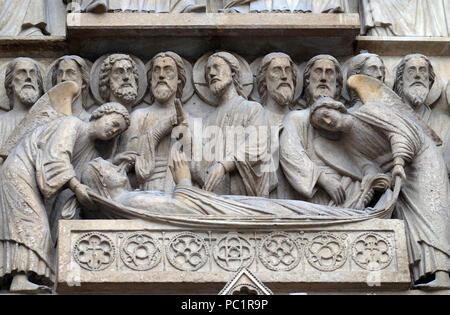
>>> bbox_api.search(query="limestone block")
[57,218,411,294]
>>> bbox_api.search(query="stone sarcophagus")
[57,218,411,294]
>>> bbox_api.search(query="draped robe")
[0,116,97,283]
[107,0,197,12]
[190,96,272,197]
[0,0,49,37]
[360,0,450,36]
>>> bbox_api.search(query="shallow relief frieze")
[0,50,449,293]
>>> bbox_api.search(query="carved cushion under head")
[0,81,79,159]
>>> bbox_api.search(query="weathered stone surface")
[57,219,411,293]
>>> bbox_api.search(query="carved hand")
[392,165,406,188]
[69,178,97,211]
[174,99,187,126]
[169,151,192,186]
[318,173,346,205]
[113,151,140,172]
[204,163,226,192]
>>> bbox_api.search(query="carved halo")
[45,57,96,109]
[0,61,46,112]
[249,57,304,105]
[193,52,254,107]
[90,54,148,107]
[143,56,195,105]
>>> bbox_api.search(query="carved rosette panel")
[73,233,115,271]
[120,233,162,271]
[352,233,393,271]
[258,232,301,271]
[167,232,209,271]
[214,232,255,272]
[305,232,347,271]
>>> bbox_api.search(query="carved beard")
[210,79,231,98]
[18,86,40,107]
[404,84,429,109]
[153,82,176,104]
[113,85,138,105]
[270,85,293,107]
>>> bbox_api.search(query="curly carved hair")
[90,102,131,127]
[301,55,343,106]
[257,52,297,105]
[393,54,436,100]
[4,57,44,107]
[147,51,186,103]
[206,52,246,99]
[99,54,139,102]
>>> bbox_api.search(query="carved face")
[266,57,294,107]
[12,59,41,107]
[306,59,338,103]
[100,160,129,190]
[151,56,179,104]
[206,57,233,97]
[94,113,128,141]
[402,57,431,109]
[56,59,84,90]
[109,59,138,105]
[361,56,385,82]
[311,107,347,133]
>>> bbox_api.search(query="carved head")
[147,52,186,104]
[310,97,349,133]
[52,55,90,108]
[257,53,297,107]
[4,57,44,109]
[205,52,246,99]
[347,53,386,82]
[99,54,139,106]
[82,158,129,200]
[90,102,131,141]
[302,55,343,107]
[393,54,436,109]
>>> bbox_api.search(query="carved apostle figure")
[309,93,450,289]
[49,55,92,121]
[280,55,350,205]
[119,51,187,192]
[0,0,50,36]
[0,101,130,293]
[257,52,298,199]
[360,0,449,37]
[98,54,139,112]
[346,53,386,108]
[393,53,450,178]
[190,52,271,197]
[0,58,44,164]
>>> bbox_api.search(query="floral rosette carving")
[214,232,255,272]
[258,232,301,271]
[305,232,347,271]
[352,233,393,271]
[120,233,162,271]
[167,232,209,271]
[73,233,115,271]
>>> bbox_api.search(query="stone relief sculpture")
[0,87,131,293]
[347,75,450,289]
[0,58,44,165]
[189,52,272,197]
[392,54,450,175]
[90,54,147,113]
[0,0,51,37]
[360,0,450,37]
[255,53,299,199]
[46,55,93,122]
[344,52,386,108]
[222,0,349,13]
[119,52,188,192]
[65,0,206,13]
